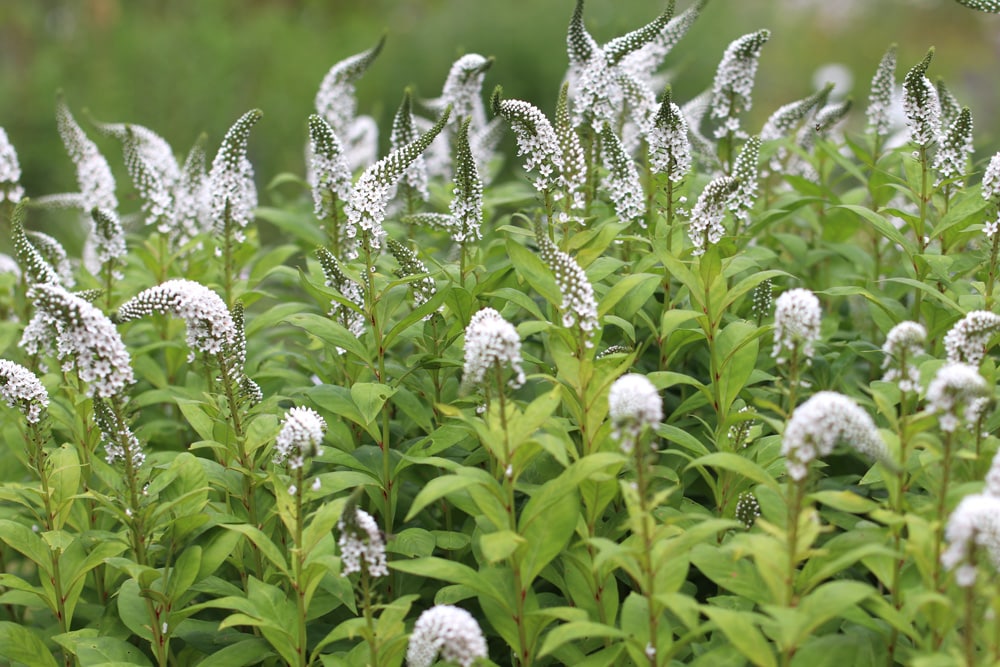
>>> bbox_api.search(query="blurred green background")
[0,0,998,202]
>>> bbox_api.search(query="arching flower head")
[983,151,1000,237]
[406,605,488,667]
[599,124,645,225]
[781,391,888,481]
[117,279,236,359]
[315,37,385,138]
[23,284,133,398]
[933,106,973,187]
[710,30,771,140]
[492,91,564,198]
[648,86,692,183]
[53,95,118,212]
[307,114,352,219]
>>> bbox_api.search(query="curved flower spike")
[208,109,262,244]
[315,36,385,137]
[0,359,49,424]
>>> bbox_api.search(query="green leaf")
[71,635,153,666]
[507,237,560,307]
[702,607,777,667]
[194,638,274,667]
[286,312,369,360]
[255,206,326,246]
[598,273,660,318]
[538,621,626,657]
[350,382,395,425]
[175,399,217,443]
[0,622,59,667]
[479,530,524,564]
[390,557,506,604]
[836,205,914,256]
[221,524,288,574]
[406,469,491,522]
[686,452,780,492]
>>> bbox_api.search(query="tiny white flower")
[608,373,662,452]
[772,288,822,364]
[461,308,525,392]
[338,507,388,578]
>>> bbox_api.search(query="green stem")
[293,466,308,667]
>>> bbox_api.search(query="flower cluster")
[315,37,384,142]
[925,362,990,433]
[608,373,662,452]
[567,0,670,134]
[954,0,1000,12]
[772,288,821,364]
[450,118,484,244]
[728,405,756,449]
[880,321,926,392]
[554,84,587,220]
[599,124,645,225]
[208,109,262,244]
[760,84,831,142]
[388,240,436,312]
[93,396,144,470]
[943,310,1000,365]
[0,128,24,203]
[535,228,598,347]
[22,284,133,398]
[932,107,973,186]
[709,30,771,140]
[492,95,564,197]
[902,49,940,148]
[53,96,118,212]
[337,507,389,578]
[117,279,236,360]
[781,391,888,481]
[87,208,127,274]
[344,108,450,255]
[871,40,902,96]
[687,175,737,255]
[729,136,761,228]
[435,54,492,130]
[406,605,488,667]
[12,211,63,286]
[941,493,1000,587]
[0,359,49,424]
[274,406,326,471]
[619,0,705,93]
[751,279,773,320]
[648,87,692,183]
[390,90,430,203]
[307,114,352,219]
[316,247,365,346]
[461,308,525,392]
[983,152,1000,237]
[735,491,760,529]
[105,123,177,229]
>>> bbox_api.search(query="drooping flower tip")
[23,283,133,398]
[772,287,821,363]
[208,109,262,241]
[337,507,389,578]
[608,373,662,446]
[535,229,599,345]
[461,308,525,392]
[687,175,737,255]
[274,406,327,470]
[117,279,236,359]
[710,29,771,139]
[0,359,49,424]
[781,391,887,481]
[0,127,24,203]
[406,605,488,667]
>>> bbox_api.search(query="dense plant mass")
[3,1,1000,665]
